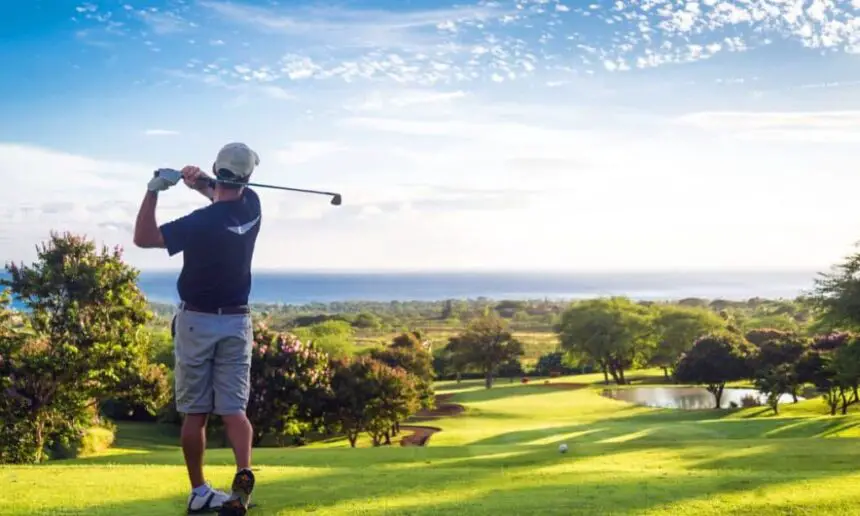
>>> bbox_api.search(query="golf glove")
[148,168,182,192]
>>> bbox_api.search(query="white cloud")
[346,89,467,111]
[259,85,294,101]
[274,141,346,166]
[338,116,604,151]
[197,1,509,50]
[135,8,190,35]
[144,129,179,136]
[7,85,860,273]
[675,110,860,141]
[77,0,860,92]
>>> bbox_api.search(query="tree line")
[553,271,860,414]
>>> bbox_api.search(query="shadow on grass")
[446,384,574,404]
[468,409,860,446]
[46,438,860,516]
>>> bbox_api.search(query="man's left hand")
[148,168,182,192]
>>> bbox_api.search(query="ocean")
[135,270,820,306]
[2,270,820,308]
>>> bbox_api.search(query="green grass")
[3,371,860,515]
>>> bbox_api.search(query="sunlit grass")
[2,369,860,515]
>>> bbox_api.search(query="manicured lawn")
[3,371,860,515]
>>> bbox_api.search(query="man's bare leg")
[218,413,255,515]
[181,413,209,488]
[222,413,253,470]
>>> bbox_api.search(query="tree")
[796,348,843,415]
[370,341,436,420]
[326,358,370,448]
[753,363,794,415]
[362,360,420,446]
[674,332,753,409]
[351,312,382,330]
[292,320,355,359]
[390,331,424,350]
[745,328,793,348]
[810,247,860,331]
[497,358,525,382]
[444,315,525,389]
[749,332,810,405]
[556,297,656,385]
[246,324,333,446]
[0,232,163,463]
[534,351,579,377]
[832,338,860,414]
[743,313,801,333]
[650,305,726,378]
[791,332,860,416]
[325,355,420,447]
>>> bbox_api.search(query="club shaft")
[244,181,339,198]
[196,176,339,198]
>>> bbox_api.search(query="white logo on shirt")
[226,215,260,235]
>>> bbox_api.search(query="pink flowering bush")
[246,323,333,446]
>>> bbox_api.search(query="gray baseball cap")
[214,142,259,181]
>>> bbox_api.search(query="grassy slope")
[3,371,860,515]
[354,328,559,365]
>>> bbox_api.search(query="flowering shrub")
[246,323,333,446]
[0,234,167,464]
[812,332,853,352]
[327,355,421,447]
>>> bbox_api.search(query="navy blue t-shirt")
[159,188,261,310]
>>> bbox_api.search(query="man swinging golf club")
[133,142,261,515]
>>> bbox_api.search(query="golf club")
[153,168,342,206]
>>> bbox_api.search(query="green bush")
[48,424,116,460]
[0,417,39,464]
[0,233,167,464]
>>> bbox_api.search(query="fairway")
[3,371,860,515]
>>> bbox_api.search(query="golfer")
[133,142,262,515]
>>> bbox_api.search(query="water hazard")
[602,386,798,410]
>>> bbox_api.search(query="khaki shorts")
[171,308,253,416]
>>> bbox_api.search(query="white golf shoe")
[187,483,231,514]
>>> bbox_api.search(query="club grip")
[195,177,216,190]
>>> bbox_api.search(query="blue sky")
[2,0,860,272]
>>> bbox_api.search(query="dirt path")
[410,393,466,420]
[399,425,442,446]
[532,381,589,389]
[398,393,465,446]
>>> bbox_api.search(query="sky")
[1,0,860,273]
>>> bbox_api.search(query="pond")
[601,386,799,410]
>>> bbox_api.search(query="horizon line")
[129,267,828,275]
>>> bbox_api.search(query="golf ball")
[558,443,568,453]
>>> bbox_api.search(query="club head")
[331,194,342,206]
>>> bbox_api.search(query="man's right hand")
[181,166,211,190]
[181,165,216,201]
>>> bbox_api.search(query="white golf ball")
[558,443,568,453]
